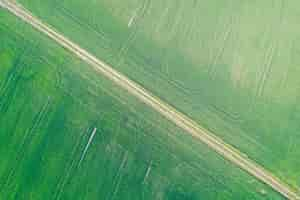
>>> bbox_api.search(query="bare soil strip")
[1,1,299,199]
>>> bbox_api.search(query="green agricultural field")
[0,9,284,200]
[15,0,300,191]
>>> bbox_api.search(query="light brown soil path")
[1,0,299,199]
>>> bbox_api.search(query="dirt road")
[1,0,299,199]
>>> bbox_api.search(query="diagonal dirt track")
[1,0,299,199]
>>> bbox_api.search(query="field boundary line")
[1,1,299,199]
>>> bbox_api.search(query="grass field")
[14,0,300,190]
[0,9,285,199]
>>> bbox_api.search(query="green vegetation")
[0,9,284,200]
[15,0,300,190]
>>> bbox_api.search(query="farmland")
[14,0,300,191]
[0,9,285,199]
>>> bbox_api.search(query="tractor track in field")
[1,0,299,199]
